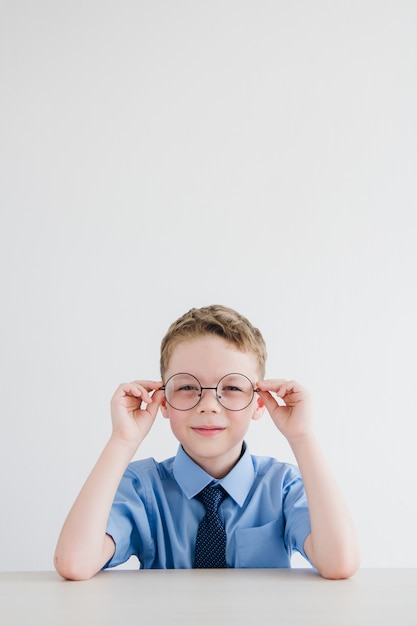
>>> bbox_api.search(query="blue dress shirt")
[105,443,312,569]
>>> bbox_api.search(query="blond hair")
[160,304,267,379]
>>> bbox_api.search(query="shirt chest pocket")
[234,518,291,568]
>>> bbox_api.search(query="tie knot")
[197,485,226,515]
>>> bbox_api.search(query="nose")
[197,388,222,412]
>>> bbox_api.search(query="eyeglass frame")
[160,372,261,412]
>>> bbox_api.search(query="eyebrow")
[166,372,257,385]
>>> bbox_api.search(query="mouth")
[191,426,226,437]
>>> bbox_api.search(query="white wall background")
[1,1,416,571]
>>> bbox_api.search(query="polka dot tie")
[194,485,227,568]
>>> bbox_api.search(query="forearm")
[290,433,360,579]
[54,436,138,580]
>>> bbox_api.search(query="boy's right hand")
[110,381,164,448]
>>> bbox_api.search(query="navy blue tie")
[194,485,227,568]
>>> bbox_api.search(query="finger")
[256,379,288,393]
[132,380,165,390]
[255,389,280,414]
[272,381,310,406]
[144,389,165,419]
[133,381,164,404]
[257,379,305,400]
[118,381,163,404]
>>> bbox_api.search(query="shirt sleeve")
[104,466,154,569]
[282,468,312,563]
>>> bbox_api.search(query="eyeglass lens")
[163,373,255,411]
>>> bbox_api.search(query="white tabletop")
[0,568,416,626]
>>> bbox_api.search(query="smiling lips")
[191,426,226,436]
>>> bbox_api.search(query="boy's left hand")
[255,379,313,442]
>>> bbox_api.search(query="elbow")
[318,562,359,580]
[317,550,361,580]
[54,534,114,581]
[306,532,361,580]
[54,553,99,581]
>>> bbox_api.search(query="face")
[161,335,265,478]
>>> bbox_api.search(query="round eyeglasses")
[160,372,259,412]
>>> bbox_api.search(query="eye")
[178,385,199,392]
[221,385,244,393]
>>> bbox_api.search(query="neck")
[182,442,245,479]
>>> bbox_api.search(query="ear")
[251,395,265,421]
[160,396,170,419]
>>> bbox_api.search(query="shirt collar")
[173,442,255,507]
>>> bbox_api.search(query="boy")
[54,305,360,580]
